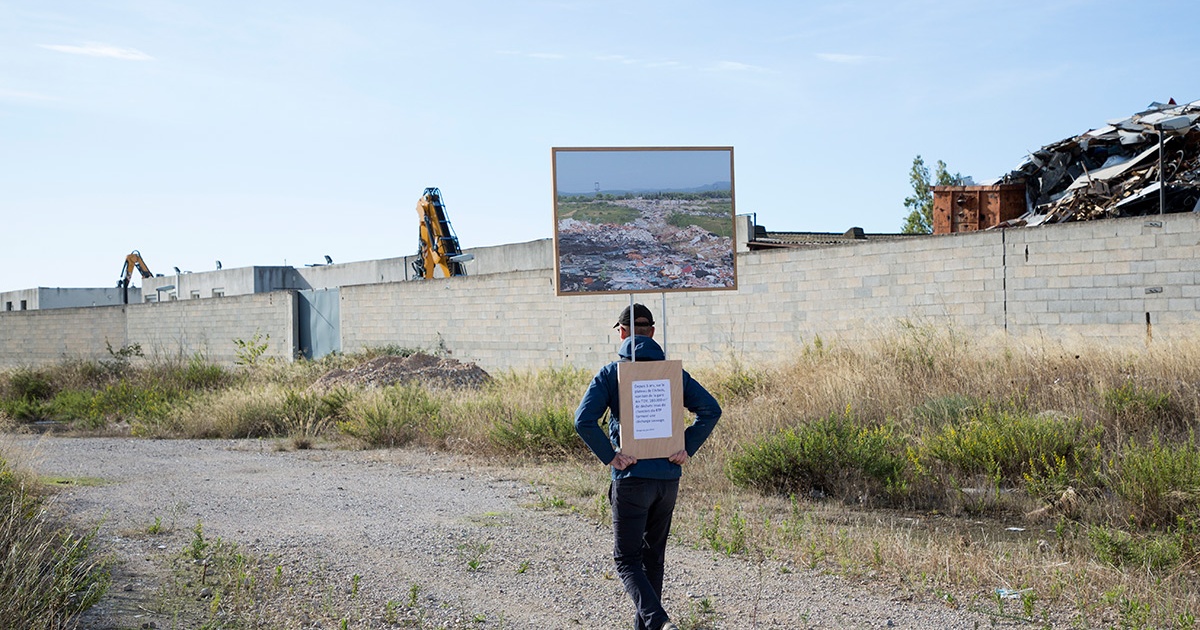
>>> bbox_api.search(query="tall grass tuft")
[338,384,443,448]
[0,452,110,629]
[489,406,584,458]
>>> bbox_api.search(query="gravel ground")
[6,435,1003,629]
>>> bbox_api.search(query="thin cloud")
[595,54,638,65]
[709,60,773,73]
[0,89,59,102]
[496,50,566,60]
[38,43,153,61]
[816,52,883,64]
[595,54,687,70]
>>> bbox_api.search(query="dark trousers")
[611,476,680,630]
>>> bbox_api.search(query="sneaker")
[660,623,680,630]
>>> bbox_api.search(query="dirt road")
[7,436,997,629]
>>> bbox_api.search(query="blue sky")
[555,148,732,193]
[2,0,1197,292]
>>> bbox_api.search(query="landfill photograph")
[553,147,736,294]
[997,99,1200,226]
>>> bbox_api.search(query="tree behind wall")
[902,155,965,234]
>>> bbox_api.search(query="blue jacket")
[574,336,721,480]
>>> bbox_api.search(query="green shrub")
[1103,382,1181,433]
[339,384,441,448]
[59,382,176,429]
[0,369,56,421]
[44,389,94,422]
[280,388,352,440]
[489,406,582,458]
[1110,433,1200,527]
[233,332,270,366]
[920,411,1100,495]
[726,412,909,503]
[1088,524,1190,571]
[0,397,48,422]
[8,368,55,401]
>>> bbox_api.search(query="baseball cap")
[614,304,655,328]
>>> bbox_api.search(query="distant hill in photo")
[560,181,732,197]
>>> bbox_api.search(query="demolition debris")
[999,98,1200,227]
[933,99,1200,233]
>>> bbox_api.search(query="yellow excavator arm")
[117,250,154,303]
[413,187,469,279]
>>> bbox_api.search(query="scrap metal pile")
[998,99,1200,227]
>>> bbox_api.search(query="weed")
[103,341,143,373]
[279,387,352,443]
[912,394,978,425]
[233,331,270,366]
[698,503,748,556]
[189,520,209,561]
[708,358,763,403]
[458,541,492,572]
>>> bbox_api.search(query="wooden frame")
[552,147,737,295]
[617,360,685,459]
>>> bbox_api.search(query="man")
[574,304,722,630]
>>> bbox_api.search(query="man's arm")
[574,369,619,466]
[681,371,721,457]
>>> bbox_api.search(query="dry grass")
[524,326,1200,628]
[4,327,1200,627]
[0,443,110,629]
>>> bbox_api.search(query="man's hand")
[610,453,638,470]
[668,449,689,465]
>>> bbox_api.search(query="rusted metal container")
[932,184,1026,234]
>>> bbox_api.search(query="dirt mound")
[312,353,491,390]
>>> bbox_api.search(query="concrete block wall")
[0,305,127,368]
[1005,213,1200,341]
[3,213,1197,372]
[340,271,576,368]
[126,292,297,364]
[340,230,1012,371]
[339,213,1198,373]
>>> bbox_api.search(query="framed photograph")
[552,147,737,295]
